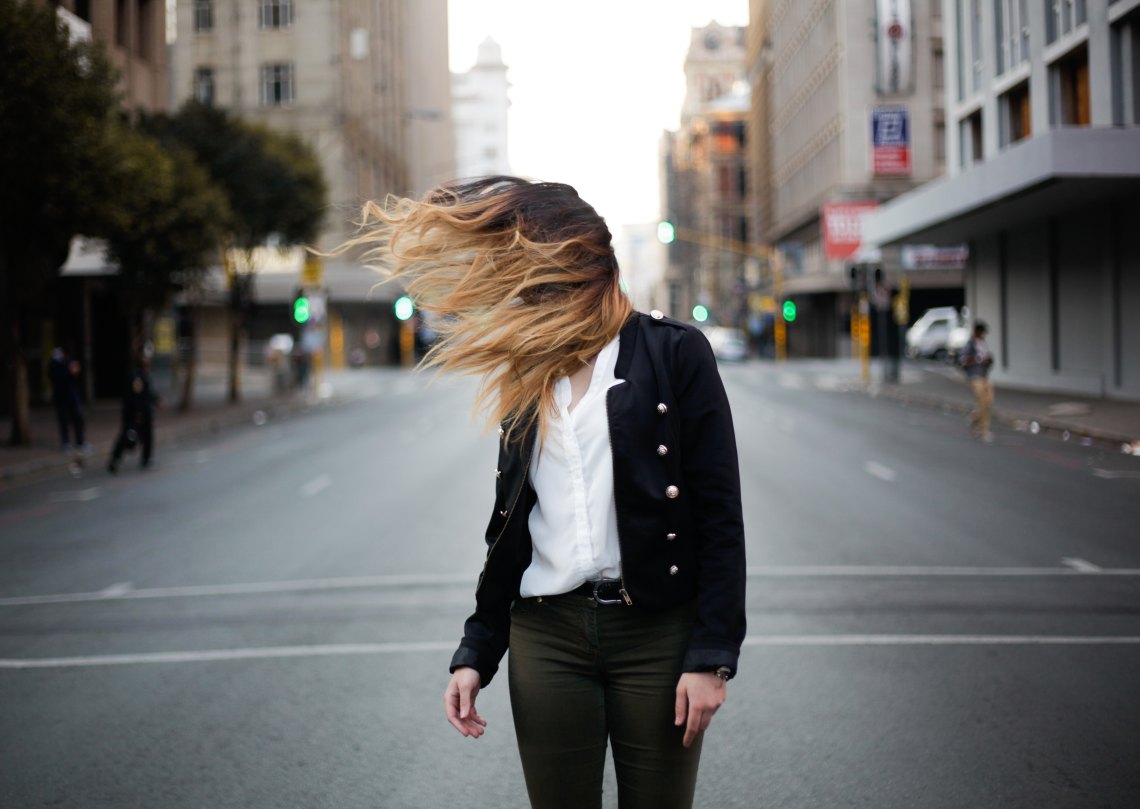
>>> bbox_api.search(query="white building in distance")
[452,37,511,180]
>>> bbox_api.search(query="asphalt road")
[1,363,1138,808]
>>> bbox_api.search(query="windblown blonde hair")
[346,176,633,440]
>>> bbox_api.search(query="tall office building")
[867,0,1140,399]
[750,0,952,356]
[661,22,749,323]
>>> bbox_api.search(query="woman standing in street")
[351,176,746,809]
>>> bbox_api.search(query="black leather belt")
[568,578,628,605]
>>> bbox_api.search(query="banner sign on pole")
[821,202,879,261]
[871,106,912,177]
[876,0,914,95]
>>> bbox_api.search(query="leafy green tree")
[0,0,119,446]
[145,103,327,402]
[100,122,232,410]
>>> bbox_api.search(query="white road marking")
[4,566,1140,608]
[299,474,332,498]
[49,487,102,502]
[744,565,1140,576]
[864,462,898,482]
[1061,557,1102,572]
[1093,468,1140,479]
[0,573,475,606]
[4,635,1140,669]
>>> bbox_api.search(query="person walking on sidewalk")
[348,176,746,809]
[960,321,995,442]
[107,354,158,473]
[48,346,89,454]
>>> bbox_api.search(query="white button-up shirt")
[519,336,623,597]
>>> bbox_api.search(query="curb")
[870,385,1138,452]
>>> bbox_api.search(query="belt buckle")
[592,579,624,605]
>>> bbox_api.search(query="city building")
[451,37,511,180]
[50,0,168,112]
[171,0,455,368]
[749,0,955,357]
[660,22,749,324]
[865,0,1140,400]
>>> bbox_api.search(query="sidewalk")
[847,358,1140,451]
[0,367,327,490]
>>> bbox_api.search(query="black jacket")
[449,311,746,685]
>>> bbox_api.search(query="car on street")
[703,326,748,362]
[906,306,969,361]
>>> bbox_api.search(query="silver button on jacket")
[656,403,668,415]
[665,485,679,499]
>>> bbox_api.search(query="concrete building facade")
[866,0,1140,400]
[451,37,511,180]
[661,22,749,324]
[751,0,955,357]
[52,0,168,112]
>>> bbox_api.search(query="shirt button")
[651,309,664,320]
[657,403,668,415]
[665,485,679,499]
[666,532,677,541]
[669,565,679,575]
[657,444,668,456]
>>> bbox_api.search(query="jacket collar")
[614,312,642,380]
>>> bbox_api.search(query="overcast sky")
[447,0,749,234]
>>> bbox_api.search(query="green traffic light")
[394,295,415,321]
[293,296,310,324]
[692,304,709,323]
[657,221,676,244]
[782,300,797,322]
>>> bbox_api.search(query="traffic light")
[782,300,797,322]
[293,292,310,324]
[394,295,415,321]
[691,304,709,323]
[657,221,676,244]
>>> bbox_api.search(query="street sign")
[871,106,911,177]
[822,201,879,260]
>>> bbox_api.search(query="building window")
[1046,0,1087,44]
[115,0,129,48]
[260,63,295,106]
[933,46,945,92]
[193,0,213,32]
[1052,44,1090,126]
[193,67,215,105]
[258,0,293,30]
[1111,9,1140,125]
[935,118,947,163]
[995,0,1030,74]
[999,81,1032,145]
[960,110,984,167]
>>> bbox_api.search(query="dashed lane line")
[864,462,898,482]
[4,635,1140,669]
[299,474,332,498]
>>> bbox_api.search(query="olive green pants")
[508,594,702,809]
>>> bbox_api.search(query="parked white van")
[905,307,969,360]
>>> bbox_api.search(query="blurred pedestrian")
[107,353,158,473]
[348,177,746,809]
[960,321,995,442]
[48,346,88,454]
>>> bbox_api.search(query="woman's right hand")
[444,666,487,738]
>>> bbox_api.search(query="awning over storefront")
[864,128,1140,247]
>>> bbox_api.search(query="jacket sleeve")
[448,431,532,687]
[674,327,747,675]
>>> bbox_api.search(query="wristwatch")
[713,666,733,682]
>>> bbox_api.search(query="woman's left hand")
[674,672,727,748]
